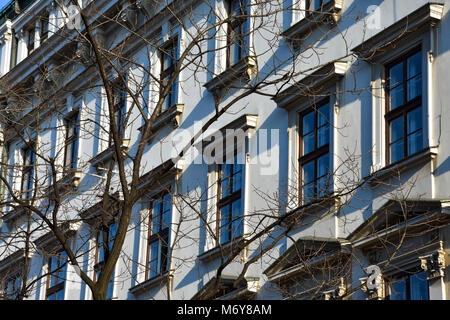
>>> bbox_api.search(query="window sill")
[204,56,257,95]
[198,237,247,263]
[138,104,184,142]
[366,147,438,186]
[89,139,131,171]
[283,0,344,44]
[129,270,174,295]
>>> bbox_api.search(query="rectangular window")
[94,222,117,300]
[226,0,249,68]
[0,144,9,202]
[46,251,67,300]
[146,192,172,279]
[40,12,49,41]
[21,145,35,200]
[63,111,80,173]
[109,82,127,146]
[299,101,331,204]
[27,28,35,55]
[387,270,429,300]
[160,38,178,112]
[10,31,18,69]
[1,273,22,300]
[217,153,244,245]
[386,49,423,164]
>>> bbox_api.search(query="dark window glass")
[64,111,80,172]
[160,39,178,112]
[299,101,331,204]
[226,0,249,67]
[94,223,117,300]
[386,49,423,164]
[46,251,67,300]
[388,271,429,300]
[21,146,35,200]
[218,153,243,245]
[147,192,172,279]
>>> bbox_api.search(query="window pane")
[390,278,407,300]
[232,167,242,193]
[407,107,422,134]
[317,176,328,198]
[152,199,161,234]
[390,62,404,88]
[407,130,423,156]
[389,85,404,110]
[390,140,404,163]
[221,176,231,198]
[317,153,329,178]
[231,200,243,239]
[302,183,315,202]
[303,132,314,155]
[407,74,422,101]
[162,194,172,229]
[302,111,314,135]
[390,117,404,143]
[220,205,231,244]
[317,125,329,148]
[407,52,421,79]
[318,104,330,127]
[149,241,160,278]
[106,271,115,299]
[410,271,429,300]
[302,161,315,185]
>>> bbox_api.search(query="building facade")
[0,0,449,300]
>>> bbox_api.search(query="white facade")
[0,0,449,300]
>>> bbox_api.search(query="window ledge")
[138,104,184,141]
[204,56,257,95]
[199,237,247,263]
[367,147,438,186]
[129,270,174,295]
[89,139,131,171]
[283,0,344,44]
[1,200,32,224]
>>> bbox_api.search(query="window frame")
[63,110,80,173]
[226,0,249,68]
[21,144,35,200]
[385,268,429,300]
[109,81,127,147]
[145,191,172,280]
[159,37,178,112]
[93,222,117,300]
[298,99,331,204]
[385,47,424,165]
[45,251,67,300]
[216,150,244,245]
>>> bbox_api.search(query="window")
[46,251,67,300]
[94,222,117,299]
[217,154,244,245]
[160,38,178,112]
[40,12,49,42]
[21,145,35,200]
[0,144,9,203]
[299,101,331,204]
[27,28,35,55]
[146,192,171,279]
[385,49,423,165]
[109,82,127,146]
[10,31,18,69]
[63,111,80,173]
[1,273,22,300]
[226,0,249,68]
[386,270,429,300]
